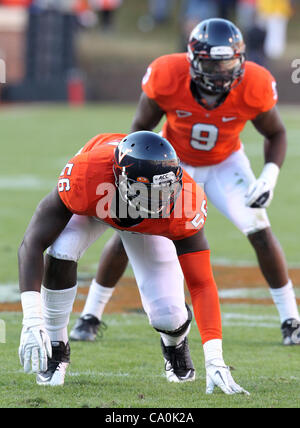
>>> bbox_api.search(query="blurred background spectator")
[179,0,219,50]
[256,0,294,60]
[88,0,123,32]
[0,0,32,5]
[219,0,238,19]
[137,0,172,33]
[236,0,268,66]
[148,0,172,24]
[236,0,257,31]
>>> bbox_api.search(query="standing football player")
[18,131,249,394]
[70,18,300,345]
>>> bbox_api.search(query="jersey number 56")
[58,163,74,192]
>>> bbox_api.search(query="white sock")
[81,279,115,321]
[160,324,191,347]
[269,280,300,324]
[41,285,78,345]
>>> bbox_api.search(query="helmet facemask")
[114,166,183,218]
[190,55,245,94]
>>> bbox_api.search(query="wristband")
[260,162,280,189]
[21,291,44,328]
[203,339,225,365]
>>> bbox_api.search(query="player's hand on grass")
[19,291,52,373]
[205,359,250,395]
[19,325,52,373]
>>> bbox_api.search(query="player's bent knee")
[43,255,77,290]
[150,302,192,336]
[241,209,270,236]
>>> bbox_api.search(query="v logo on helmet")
[118,148,132,164]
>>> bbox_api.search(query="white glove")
[245,162,280,209]
[206,359,250,395]
[19,291,52,373]
[19,325,52,373]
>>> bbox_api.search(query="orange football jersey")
[142,54,278,166]
[58,133,207,241]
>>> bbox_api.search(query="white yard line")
[0,284,20,303]
[0,175,55,190]
[1,284,300,304]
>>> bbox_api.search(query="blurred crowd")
[177,0,296,64]
[0,0,296,64]
[0,0,124,31]
[0,0,297,103]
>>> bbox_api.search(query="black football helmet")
[187,18,246,94]
[113,131,183,217]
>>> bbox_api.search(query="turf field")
[0,104,300,409]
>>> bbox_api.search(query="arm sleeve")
[178,250,222,345]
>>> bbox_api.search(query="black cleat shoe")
[161,337,195,382]
[69,314,107,342]
[36,341,70,386]
[281,318,300,345]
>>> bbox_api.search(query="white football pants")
[181,147,270,235]
[47,218,187,333]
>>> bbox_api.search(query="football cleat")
[161,337,195,383]
[69,314,107,342]
[281,318,300,345]
[36,341,70,386]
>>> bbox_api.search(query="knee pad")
[153,303,192,337]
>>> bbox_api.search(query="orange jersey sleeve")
[141,56,278,166]
[240,61,278,117]
[58,133,125,215]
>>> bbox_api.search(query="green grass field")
[0,103,300,408]
[0,305,299,409]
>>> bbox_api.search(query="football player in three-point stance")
[18,131,249,394]
[70,18,300,345]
